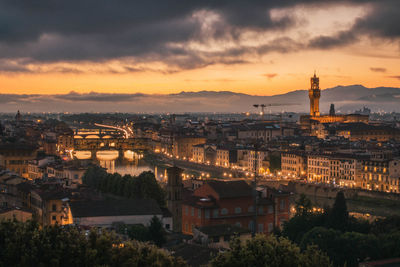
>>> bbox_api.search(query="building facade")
[182,180,290,235]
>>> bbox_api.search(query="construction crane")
[253,103,298,120]
[253,104,276,119]
[253,104,266,115]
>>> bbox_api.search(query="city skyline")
[0,1,399,95]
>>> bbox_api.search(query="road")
[94,123,131,138]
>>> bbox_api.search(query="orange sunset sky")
[0,1,399,96]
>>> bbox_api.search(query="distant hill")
[0,85,399,113]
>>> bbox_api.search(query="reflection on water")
[74,150,168,182]
[103,159,167,182]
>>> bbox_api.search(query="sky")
[0,0,399,96]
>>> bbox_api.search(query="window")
[235,222,242,228]
[280,200,286,210]
[52,216,56,221]
[258,223,263,233]
[234,207,242,214]
[248,206,254,213]
[268,223,273,233]
[268,205,273,214]
[166,224,170,230]
[258,206,263,215]
[213,209,218,218]
[205,209,210,219]
[248,221,254,232]
[191,207,194,216]
[198,209,201,218]
[185,206,188,215]
[52,204,57,211]
[221,208,228,215]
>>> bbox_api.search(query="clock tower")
[309,72,321,116]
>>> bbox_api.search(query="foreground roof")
[197,224,250,237]
[206,180,252,198]
[70,199,162,218]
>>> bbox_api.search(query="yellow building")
[281,152,307,179]
[173,136,206,160]
[360,159,400,193]
[0,143,37,178]
[17,183,73,226]
[307,154,331,183]
[216,148,230,167]
[0,207,32,222]
[192,144,205,163]
[57,133,74,154]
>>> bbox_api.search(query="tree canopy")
[0,220,186,267]
[281,193,400,266]
[211,235,331,267]
[82,165,166,207]
[115,216,166,247]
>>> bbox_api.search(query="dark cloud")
[387,75,400,80]
[370,67,387,72]
[308,31,357,49]
[354,0,400,39]
[0,0,398,72]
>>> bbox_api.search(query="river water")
[73,149,169,182]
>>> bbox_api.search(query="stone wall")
[283,181,400,201]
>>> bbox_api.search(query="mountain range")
[1,85,399,113]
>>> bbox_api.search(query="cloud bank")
[0,0,398,74]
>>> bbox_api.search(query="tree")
[269,154,281,172]
[0,220,186,267]
[295,194,312,217]
[282,212,327,244]
[127,224,150,242]
[300,227,379,267]
[148,216,166,247]
[328,191,348,231]
[82,166,166,207]
[211,235,332,267]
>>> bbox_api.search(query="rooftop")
[197,224,250,237]
[206,180,252,199]
[70,199,162,218]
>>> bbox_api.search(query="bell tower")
[309,72,320,116]
[166,166,183,232]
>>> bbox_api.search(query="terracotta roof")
[0,206,33,214]
[206,180,252,199]
[70,199,162,218]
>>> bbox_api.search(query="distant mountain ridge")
[0,85,399,113]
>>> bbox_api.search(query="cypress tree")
[329,191,349,231]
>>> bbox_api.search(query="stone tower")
[166,166,183,232]
[15,110,22,122]
[329,103,335,116]
[309,72,321,117]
